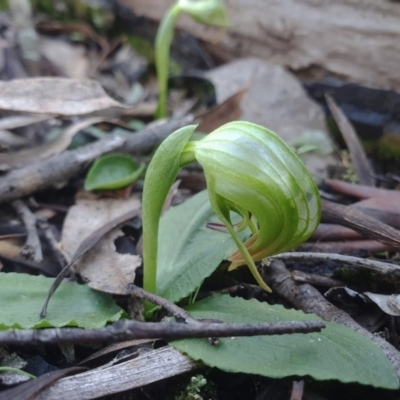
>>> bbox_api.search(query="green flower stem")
[223,218,272,292]
[142,125,196,294]
[154,1,227,119]
[155,3,181,119]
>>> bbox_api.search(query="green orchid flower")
[142,121,321,295]
[155,0,227,119]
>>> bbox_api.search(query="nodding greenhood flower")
[142,121,321,295]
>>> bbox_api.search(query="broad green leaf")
[157,191,249,303]
[0,273,124,329]
[171,295,399,389]
[84,153,145,191]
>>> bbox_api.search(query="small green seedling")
[142,121,321,295]
[154,0,227,119]
[0,367,35,380]
[84,153,145,191]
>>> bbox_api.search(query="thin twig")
[291,270,343,288]
[0,319,325,346]
[265,260,400,379]
[37,220,69,271]
[322,199,400,249]
[11,199,42,263]
[271,252,400,279]
[127,284,200,324]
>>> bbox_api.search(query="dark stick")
[322,199,400,249]
[272,251,400,279]
[290,270,343,288]
[40,263,75,319]
[38,220,69,270]
[127,284,200,324]
[12,199,42,263]
[0,319,325,346]
[0,116,194,204]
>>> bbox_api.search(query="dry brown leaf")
[78,229,140,294]
[364,293,400,317]
[39,36,90,79]
[0,78,126,115]
[196,86,248,133]
[0,117,112,168]
[61,197,141,294]
[0,237,24,258]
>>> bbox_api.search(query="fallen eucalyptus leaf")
[0,78,126,116]
[171,294,399,389]
[61,197,141,294]
[364,292,400,317]
[78,229,141,294]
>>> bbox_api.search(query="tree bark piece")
[36,347,199,400]
[120,0,400,90]
[11,199,42,263]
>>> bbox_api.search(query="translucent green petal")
[193,121,321,265]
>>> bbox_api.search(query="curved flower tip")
[184,121,321,291]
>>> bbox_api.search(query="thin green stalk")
[223,218,272,292]
[142,125,196,295]
[155,3,181,119]
[0,367,35,380]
